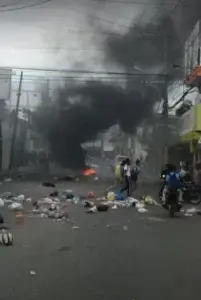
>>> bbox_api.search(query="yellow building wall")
[179,104,201,155]
[195,103,201,131]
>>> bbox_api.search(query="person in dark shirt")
[193,161,201,187]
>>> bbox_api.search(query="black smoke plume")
[35,81,157,169]
[106,15,182,76]
[180,0,201,37]
[35,15,182,169]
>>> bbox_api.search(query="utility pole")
[162,33,169,164]
[0,100,5,170]
[9,71,23,169]
[23,91,30,165]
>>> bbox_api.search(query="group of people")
[119,158,141,197]
[161,161,201,205]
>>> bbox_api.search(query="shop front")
[178,103,201,165]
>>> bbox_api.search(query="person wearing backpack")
[120,158,132,197]
[131,159,141,189]
[162,164,182,205]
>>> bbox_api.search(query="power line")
[0,73,167,80]
[2,66,168,76]
[91,6,134,24]
[168,0,183,15]
[91,0,198,8]
[0,0,50,12]
[2,47,106,51]
[149,0,166,22]
[89,12,131,28]
[0,0,26,8]
[91,0,166,5]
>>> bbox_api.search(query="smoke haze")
[35,81,158,168]
[34,5,184,169]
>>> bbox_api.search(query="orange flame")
[81,168,96,176]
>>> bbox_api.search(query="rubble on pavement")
[83,192,154,213]
[0,185,159,224]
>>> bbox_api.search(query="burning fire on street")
[81,168,96,176]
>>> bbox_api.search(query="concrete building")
[167,20,201,166]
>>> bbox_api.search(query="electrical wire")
[3,47,106,51]
[0,0,50,12]
[0,66,168,75]
[91,0,167,5]
[0,0,28,8]
[90,7,134,25]
[89,12,131,28]
[91,0,196,7]
[148,0,166,22]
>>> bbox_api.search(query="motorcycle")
[159,173,182,217]
[182,181,201,205]
[163,189,182,217]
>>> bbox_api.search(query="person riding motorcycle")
[161,164,182,206]
[159,164,174,198]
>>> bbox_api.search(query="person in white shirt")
[120,158,132,197]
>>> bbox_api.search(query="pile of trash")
[31,189,80,221]
[0,190,73,222]
[0,192,29,211]
[83,192,157,214]
[0,187,157,223]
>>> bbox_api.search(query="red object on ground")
[87,191,96,198]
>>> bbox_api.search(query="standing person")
[131,158,141,190]
[193,161,201,189]
[120,158,132,197]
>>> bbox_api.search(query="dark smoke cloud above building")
[35,14,182,169]
[105,15,182,74]
[35,81,157,168]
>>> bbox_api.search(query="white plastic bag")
[8,202,23,211]
[15,194,25,202]
[25,197,32,203]
[111,205,118,209]
[128,197,139,204]
[43,197,53,204]
[136,203,145,209]
[185,207,197,214]
[0,198,4,207]
[138,207,148,213]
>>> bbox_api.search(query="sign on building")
[179,106,195,136]
[184,20,201,77]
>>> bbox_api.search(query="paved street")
[0,180,201,300]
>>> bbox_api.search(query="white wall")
[0,68,11,100]
[184,20,201,76]
[2,120,12,170]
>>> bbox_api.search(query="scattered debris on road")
[30,271,36,276]
[4,178,12,183]
[0,198,4,207]
[72,226,79,229]
[123,225,128,231]
[86,206,97,213]
[183,207,198,216]
[0,230,13,246]
[42,182,56,188]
